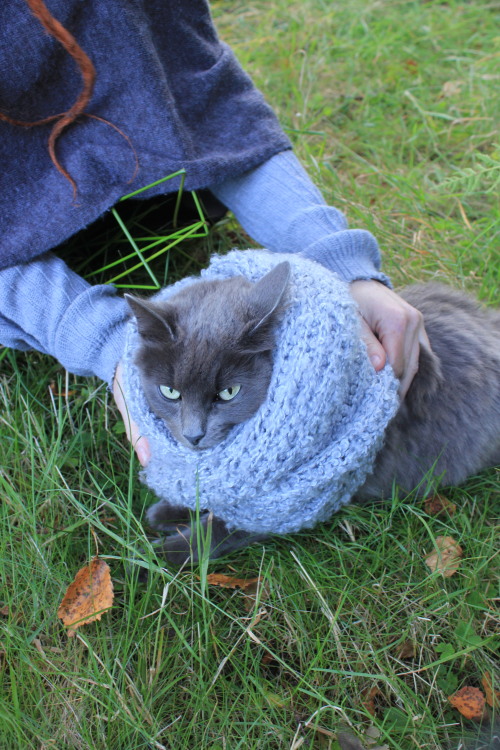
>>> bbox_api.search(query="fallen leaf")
[395,640,416,660]
[337,730,366,749]
[482,672,500,708]
[243,579,270,612]
[33,638,45,655]
[98,515,117,526]
[440,80,463,98]
[448,686,486,720]
[261,651,277,666]
[49,382,77,397]
[365,726,381,740]
[0,605,9,617]
[404,59,418,72]
[58,557,114,636]
[205,573,262,590]
[424,494,456,517]
[265,690,288,708]
[361,686,383,717]
[425,536,463,577]
[364,725,390,749]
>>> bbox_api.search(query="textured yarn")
[122,251,400,535]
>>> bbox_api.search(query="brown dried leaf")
[440,80,463,98]
[425,536,463,577]
[404,59,418,72]
[261,651,277,666]
[243,579,270,612]
[395,640,416,660]
[0,605,9,617]
[481,672,500,709]
[33,638,45,655]
[448,686,486,720]
[424,494,456,517]
[57,557,113,636]
[49,382,77,397]
[361,686,383,717]
[205,573,262,590]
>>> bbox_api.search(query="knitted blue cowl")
[122,250,400,535]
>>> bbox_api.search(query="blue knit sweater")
[0,0,290,269]
[122,251,400,535]
[0,1,390,385]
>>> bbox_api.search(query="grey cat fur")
[125,261,290,451]
[357,283,500,500]
[127,273,500,564]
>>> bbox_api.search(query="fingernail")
[370,354,383,369]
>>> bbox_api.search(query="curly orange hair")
[0,0,136,197]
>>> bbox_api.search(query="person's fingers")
[113,362,151,466]
[376,304,423,396]
[350,280,430,398]
[129,425,151,467]
[357,316,386,371]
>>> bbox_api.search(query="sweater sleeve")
[211,150,391,286]
[0,253,128,384]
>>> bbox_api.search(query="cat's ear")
[240,262,290,352]
[244,262,290,348]
[125,294,177,343]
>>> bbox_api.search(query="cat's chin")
[184,442,210,452]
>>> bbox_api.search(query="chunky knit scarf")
[122,250,400,535]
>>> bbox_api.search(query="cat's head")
[125,261,290,450]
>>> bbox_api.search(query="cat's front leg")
[145,500,196,534]
[150,511,269,565]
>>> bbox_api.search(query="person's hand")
[349,279,430,398]
[113,361,151,466]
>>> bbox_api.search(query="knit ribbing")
[122,250,400,535]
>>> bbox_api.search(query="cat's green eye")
[217,385,241,402]
[159,385,181,400]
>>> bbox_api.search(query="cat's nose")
[184,432,204,447]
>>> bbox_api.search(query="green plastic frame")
[85,170,209,290]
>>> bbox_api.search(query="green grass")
[1,1,499,748]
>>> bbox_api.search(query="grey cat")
[126,266,500,565]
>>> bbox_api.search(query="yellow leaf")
[264,690,288,708]
[425,536,463,577]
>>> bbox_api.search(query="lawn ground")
[0,1,498,748]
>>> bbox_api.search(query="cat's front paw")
[155,514,269,566]
[155,531,199,566]
[146,501,195,533]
